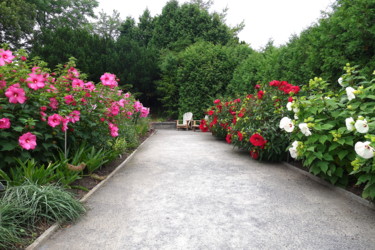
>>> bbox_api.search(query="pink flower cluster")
[0,49,151,152]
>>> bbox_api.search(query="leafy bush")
[282,65,375,198]
[0,46,150,178]
[206,80,300,161]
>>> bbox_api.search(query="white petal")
[355,141,374,159]
[346,87,356,101]
[289,147,298,159]
[299,123,312,136]
[338,77,343,86]
[292,141,299,148]
[280,117,291,129]
[286,102,292,111]
[345,117,355,131]
[283,122,294,132]
[355,119,369,133]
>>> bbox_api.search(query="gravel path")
[36,130,375,250]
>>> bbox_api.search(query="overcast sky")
[95,0,334,50]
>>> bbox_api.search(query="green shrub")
[283,65,375,198]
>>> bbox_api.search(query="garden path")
[36,130,375,250]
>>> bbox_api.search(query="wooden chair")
[176,112,193,130]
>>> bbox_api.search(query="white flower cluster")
[345,117,369,133]
[346,117,373,159]
[280,117,312,136]
[289,141,299,159]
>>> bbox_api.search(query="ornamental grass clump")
[0,182,85,248]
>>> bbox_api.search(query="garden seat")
[176,112,193,130]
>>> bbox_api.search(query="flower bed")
[202,65,375,199]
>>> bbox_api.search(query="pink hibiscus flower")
[0,118,11,129]
[19,132,37,150]
[68,110,80,123]
[47,114,63,127]
[100,73,118,88]
[0,49,15,66]
[64,95,76,105]
[5,85,27,104]
[0,80,6,88]
[26,73,46,90]
[140,107,150,118]
[133,101,143,112]
[108,123,119,137]
[61,117,69,132]
[49,98,59,110]
[72,78,84,90]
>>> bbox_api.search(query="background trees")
[3,0,373,118]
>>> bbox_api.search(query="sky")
[95,0,334,50]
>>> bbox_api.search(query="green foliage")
[0,0,36,48]
[286,66,375,198]
[0,159,60,186]
[159,42,251,119]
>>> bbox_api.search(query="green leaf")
[317,161,329,174]
[319,135,328,144]
[314,151,323,160]
[323,153,334,161]
[2,142,18,151]
[310,165,321,175]
[321,123,335,130]
[338,150,349,160]
[13,126,24,132]
[328,143,340,151]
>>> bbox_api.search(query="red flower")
[226,134,232,144]
[207,110,214,115]
[257,90,264,99]
[199,119,209,132]
[232,116,237,125]
[250,150,259,160]
[269,80,281,87]
[255,84,261,89]
[237,131,243,141]
[246,94,254,99]
[289,85,300,94]
[288,97,294,102]
[214,99,221,104]
[238,112,244,118]
[249,133,267,147]
[210,116,218,128]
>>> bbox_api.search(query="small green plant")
[83,146,110,174]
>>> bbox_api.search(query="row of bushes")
[0,46,149,183]
[0,46,151,247]
[203,66,375,199]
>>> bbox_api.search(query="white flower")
[289,141,300,159]
[355,119,369,133]
[345,117,355,131]
[280,117,294,132]
[298,123,312,136]
[293,107,299,113]
[354,141,374,159]
[338,77,343,86]
[286,102,293,111]
[294,114,299,120]
[292,141,299,148]
[346,87,356,101]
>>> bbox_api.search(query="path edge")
[26,130,156,250]
[282,161,375,210]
